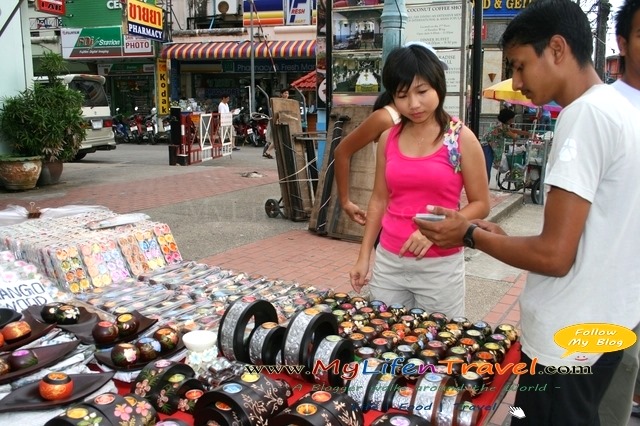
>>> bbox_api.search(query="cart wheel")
[531,179,542,204]
[497,170,524,191]
[265,199,281,218]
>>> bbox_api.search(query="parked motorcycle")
[111,108,129,144]
[143,107,158,145]
[249,108,270,147]
[232,108,255,146]
[154,116,171,144]
[128,107,145,144]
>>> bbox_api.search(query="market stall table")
[111,342,522,425]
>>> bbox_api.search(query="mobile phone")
[414,213,446,221]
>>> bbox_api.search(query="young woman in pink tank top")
[349,43,490,317]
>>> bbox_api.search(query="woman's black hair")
[498,108,516,124]
[381,45,449,138]
[373,91,393,111]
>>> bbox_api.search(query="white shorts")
[369,245,465,318]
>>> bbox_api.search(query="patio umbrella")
[483,78,561,112]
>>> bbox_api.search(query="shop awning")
[291,71,317,91]
[162,40,316,61]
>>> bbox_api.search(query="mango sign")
[127,0,164,42]
[554,323,637,358]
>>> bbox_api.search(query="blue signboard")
[480,0,532,18]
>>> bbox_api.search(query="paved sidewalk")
[0,145,530,426]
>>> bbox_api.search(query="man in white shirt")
[217,94,230,114]
[416,0,640,423]
[598,1,640,424]
[218,94,239,151]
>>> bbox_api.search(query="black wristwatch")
[463,224,479,248]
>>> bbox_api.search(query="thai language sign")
[35,0,66,17]
[126,0,164,42]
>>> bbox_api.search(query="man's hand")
[399,230,433,259]
[413,206,469,248]
[472,219,507,235]
[343,201,367,225]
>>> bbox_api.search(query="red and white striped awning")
[162,40,316,61]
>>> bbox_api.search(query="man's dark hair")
[615,0,640,73]
[221,94,230,99]
[280,89,289,95]
[382,44,449,135]
[500,0,593,68]
[498,108,516,124]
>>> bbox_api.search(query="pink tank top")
[380,120,464,257]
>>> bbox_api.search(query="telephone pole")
[594,0,611,81]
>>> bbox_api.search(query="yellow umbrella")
[482,78,562,112]
[482,78,531,104]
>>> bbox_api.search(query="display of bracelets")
[346,358,385,410]
[217,296,278,362]
[282,308,338,381]
[411,373,455,424]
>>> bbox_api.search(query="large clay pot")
[37,161,64,186]
[0,157,42,191]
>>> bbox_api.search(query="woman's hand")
[399,230,434,259]
[349,258,370,293]
[343,200,367,225]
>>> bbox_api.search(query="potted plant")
[0,53,86,189]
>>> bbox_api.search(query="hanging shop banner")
[286,0,312,25]
[126,0,164,42]
[61,27,155,59]
[156,59,170,116]
[35,0,66,17]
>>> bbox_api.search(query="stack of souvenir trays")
[45,392,157,426]
[151,223,182,265]
[138,294,195,320]
[158,301,227,334]
[145,262,216,288]
[131,360,204,416]
[173,269,237,300]
[266,285,332,321]
[77,281,173,315]
[76,238,132,290]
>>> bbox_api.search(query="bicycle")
[496,139,546,204]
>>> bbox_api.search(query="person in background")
[349,43,489,317]
[599,0,640,423]
[415,0,640,423]
[263,89,290,159]
[218,94,239,151]
[479,107,530,184]
[334,91,400,225]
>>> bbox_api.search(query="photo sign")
[126,0,164,42]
